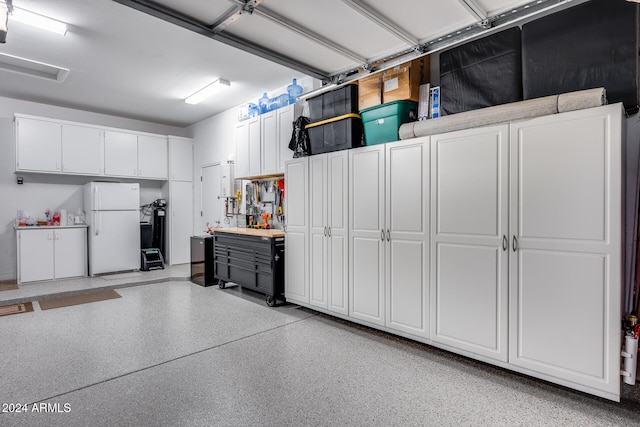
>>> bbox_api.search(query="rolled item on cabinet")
[557,87,607,113]
[400,87,608,140]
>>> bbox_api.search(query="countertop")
[211,227,285,238]
[14,224,89,230]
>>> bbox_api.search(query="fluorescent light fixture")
[11,7,67,36]
[0,52,69,81]
[185,78,230,104]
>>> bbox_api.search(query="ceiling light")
[11,7,67,36]
[185,78,230,105]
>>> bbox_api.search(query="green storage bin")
[360,100,418,145]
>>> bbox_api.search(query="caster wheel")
[266,296,276,307]
[219,281,226,289]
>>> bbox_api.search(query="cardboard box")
[358,74,382,110]
[382,57,429,103]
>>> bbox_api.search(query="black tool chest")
[213,231,285,306]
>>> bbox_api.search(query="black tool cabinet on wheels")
[213,229,285,306]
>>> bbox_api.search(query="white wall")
[0,96,188,280]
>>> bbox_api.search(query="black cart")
[213,230,285,306]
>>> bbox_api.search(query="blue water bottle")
[258,92,269,114]
[287,79,303,105]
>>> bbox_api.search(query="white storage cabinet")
[17,227,87,283]
[284,157,310,304]
[308,151,349,315]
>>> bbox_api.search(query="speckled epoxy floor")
[1,279,639,426]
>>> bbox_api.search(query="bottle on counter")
[53,211,60,226]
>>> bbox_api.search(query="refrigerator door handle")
[94,185,99,211]
[95,212,99,236]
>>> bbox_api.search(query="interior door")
[201,163,221,231]
[430,125,509,362]
[386,137,430,338]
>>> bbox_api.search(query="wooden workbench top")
[211,228,285,238]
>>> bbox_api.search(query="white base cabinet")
[17,227,87,283]
[284,104,623,401]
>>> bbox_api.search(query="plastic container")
[287,78,303,104]
[305,113,364,155]
[360,100,418,145]
[308,83,359,122]
[258,92,269,114]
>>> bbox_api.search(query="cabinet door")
[248,118,262,177]
[509,105,622,398]
[169,181,193,265]
[386,138,430,338]
[277,105,295,172]
[284,158,309,304]
[430,126,508,361]
[349,145,385,326]
[61,124,104,175]
[261,111,278,176]
[15,117,62,172]
[309,154,328,309]
[235,121,250,179]
[169,137,193,181]
[138,135,168,179]
[18,229,54,283]
[104,131,138,177]
[53,228,87,279]
[327,151,349,316]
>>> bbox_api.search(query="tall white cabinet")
[284,104,623,401]
[348,138,430,335]
[284,157,310,304]
[430,125,509,361]
[164,137,194,265]
[309,151,349,315]
[508,106,622,399]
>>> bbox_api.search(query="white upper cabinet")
[104,130,138,177]
[15,116,62,172]
[137,134,168,179]
[61,124,104,175]
[169,137,193,181]
[236,104,299,179]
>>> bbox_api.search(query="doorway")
[200,162,221,232]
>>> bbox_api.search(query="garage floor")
[1,272,639,426]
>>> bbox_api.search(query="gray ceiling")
[0,0,585,127]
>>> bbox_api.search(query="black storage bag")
[440,27,523,115]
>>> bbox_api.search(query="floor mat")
[39,290,121,310]
[0,280,19,292]
[0,302,34,317]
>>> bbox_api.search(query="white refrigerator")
[84,182,140,276]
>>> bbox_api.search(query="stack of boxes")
[306,83,363,155]
[305,56,431,154]
[358,57,430,145]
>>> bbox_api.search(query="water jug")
[258,92,269,114]
[287,78,303,104]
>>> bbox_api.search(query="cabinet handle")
[328,227,331,237]
[324,226,327,237]
[512,235,518,252]
[381,229,384,241]
[387,229,390,241]
[502,235,507,251]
